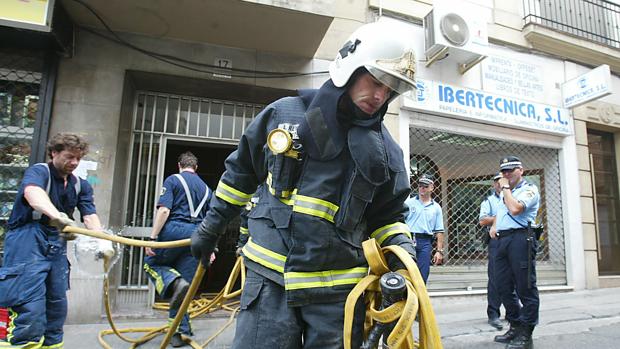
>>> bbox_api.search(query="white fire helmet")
[329,17,417,95]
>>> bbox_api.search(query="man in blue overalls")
[143,151,213,347]
[0,133,103,349]
[405,173,445,284]
[479,172,518,331]
[491,156,540,349]
[190,18,418,349]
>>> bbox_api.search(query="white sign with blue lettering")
[404,79,572,136]
[561,65,612,109]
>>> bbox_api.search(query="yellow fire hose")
[65,228,441,348]
[344,239,443,349]
[63,226,244,349]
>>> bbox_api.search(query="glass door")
[588,129,620,275]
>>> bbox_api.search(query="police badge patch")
[160,187,167,196]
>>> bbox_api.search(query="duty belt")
[413,233,433,239]
[497,228,527,238]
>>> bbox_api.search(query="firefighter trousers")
[232,269,365,349]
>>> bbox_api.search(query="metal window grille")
[118,91,263,289]
[523,0,620,48]
[0,49,43,256]
[410,127,566,290]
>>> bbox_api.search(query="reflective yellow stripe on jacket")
[284,267,368,290]
[242,238,367,290]
[239,226,249,235]
[370,222,411,245]
[242,238,286,273]
[215,181,252,206]
[266,173,339,222]
[266,173,293,198]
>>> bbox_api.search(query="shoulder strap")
[32,164,82,220]
[174,174,209,218]
[73,175,81,196]
[32,163,50,220]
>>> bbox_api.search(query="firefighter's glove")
[191,226,219,267]
[387,240,417,271]
[50,212,78,240]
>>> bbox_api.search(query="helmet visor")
[366,66,416,95]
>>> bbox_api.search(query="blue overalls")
[143,171,211,336]
[0,162,96,348]
[495,179,540,327]
[404,195,444,283]
[194,80,417,348]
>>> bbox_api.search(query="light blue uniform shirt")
[404,195,444,236]
[479,192,501,221]
[496,179,540,231]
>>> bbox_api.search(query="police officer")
[479,172,518,331]
[143,151,213,347]
[0,133,103,349]
[191,18,418,348]
[490,156,540,349]
[404,173,444,284]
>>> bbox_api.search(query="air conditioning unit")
[424,0,488,74]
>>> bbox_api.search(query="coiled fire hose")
[63,226,244,349]
[344,239,443,349]
[65,228,441,348]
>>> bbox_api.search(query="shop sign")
[482,56,545,101]
[561,65,612,109]
[404,78,572,136]
[0,0,55,32]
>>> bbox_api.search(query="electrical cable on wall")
[69,0,329,79]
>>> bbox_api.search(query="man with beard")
[0,133,103,348]
[191,18,418,348]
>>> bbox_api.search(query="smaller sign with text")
[562,65,612,108]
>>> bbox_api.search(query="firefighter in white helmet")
[191,18,418,348]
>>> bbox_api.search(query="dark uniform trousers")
[144,220,199,335]
[232,270,365,349]
[495,229,539,326]
[1,223,68,347]
[487,238,501,320]
[414,234,433,284]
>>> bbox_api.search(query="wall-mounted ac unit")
[424,0,488,74]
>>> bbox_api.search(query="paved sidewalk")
[61,287,620,348]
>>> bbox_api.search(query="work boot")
[170,333,188,347]
[494,323,519,343]
[506,325,533,349]
[169,278,190,310]
[488,318,504,330]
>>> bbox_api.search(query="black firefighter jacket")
[197,80,416,306]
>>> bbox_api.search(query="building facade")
[1,0,619,322]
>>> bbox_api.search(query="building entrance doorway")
[162,139,238,293]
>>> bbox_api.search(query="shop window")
[409,128,566,288]
[0,49,43,258]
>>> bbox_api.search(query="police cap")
[499,156,522,171]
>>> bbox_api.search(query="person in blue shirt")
[479,172,518,331]
[0,133,103,349]
[405,173,445,284]
[490,156,540,349]
[143,151,213,348]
